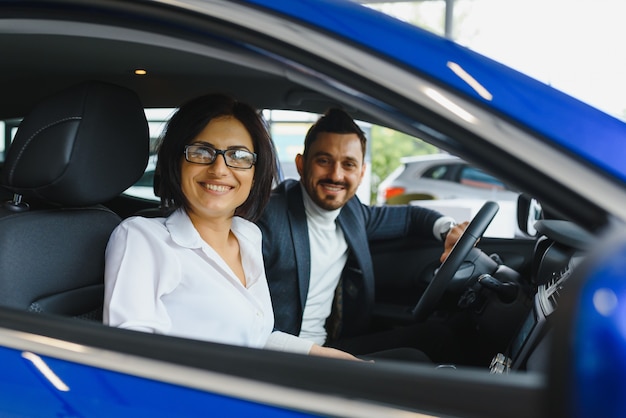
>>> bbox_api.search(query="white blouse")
[104,209,312,354]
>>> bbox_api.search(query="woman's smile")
[200,181,234,193]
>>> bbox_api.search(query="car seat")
[0,81,149,319]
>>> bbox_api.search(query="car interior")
[0,2,614,416]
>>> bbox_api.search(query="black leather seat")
[0,81,149,320]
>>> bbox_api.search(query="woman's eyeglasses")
[184,144,256,169]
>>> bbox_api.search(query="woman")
[104,93,355,359]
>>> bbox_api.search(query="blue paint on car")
[243,0,626,184]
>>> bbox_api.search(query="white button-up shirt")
[104,209,312,354]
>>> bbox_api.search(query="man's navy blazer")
[257,179,441,340]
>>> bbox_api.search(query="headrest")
[3,81,149,206]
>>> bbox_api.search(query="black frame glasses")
[184,144,257,169]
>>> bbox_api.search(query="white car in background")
[377,154,520,237]
[376,154,519,205]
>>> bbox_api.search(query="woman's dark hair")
[302,108,367,159]
[155,93,278,221]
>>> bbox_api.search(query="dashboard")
[490,220,594,373]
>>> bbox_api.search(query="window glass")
[423,165,450,180]
[122,109,170,201]
[459,166,506,189]
[0,118,21,163]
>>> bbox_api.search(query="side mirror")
[517,194,542,236]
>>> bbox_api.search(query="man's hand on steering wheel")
[440,221,470,263]
[411,202,499,321]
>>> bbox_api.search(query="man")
[257,108,466,356]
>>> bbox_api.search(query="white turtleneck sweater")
[298,185,348,345]
[296,185,454,345]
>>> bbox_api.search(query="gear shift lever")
[478,274,519,303]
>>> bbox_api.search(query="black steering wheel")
[411,201,499,321]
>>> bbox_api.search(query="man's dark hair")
[155,93,278,221]
[303,108,367,159]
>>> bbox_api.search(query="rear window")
[460,167,506,190]
[422,164,452,180]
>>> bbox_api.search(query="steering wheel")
[411,201,499,321]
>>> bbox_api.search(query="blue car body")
[1,1,625,417]
[1,346,316,417]
[249,0,626,183]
